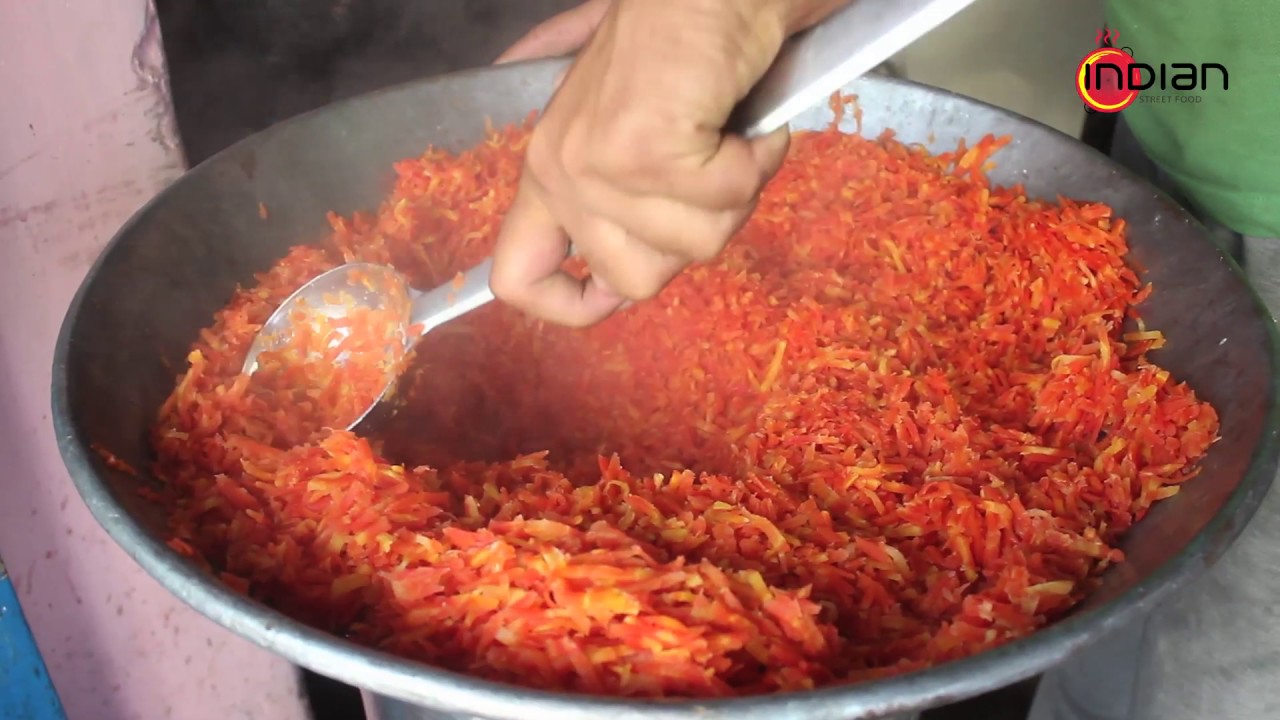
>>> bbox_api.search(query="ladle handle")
[727,0,977,138]
[410,257,496,335]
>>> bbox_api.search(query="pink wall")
[0,2,310,718]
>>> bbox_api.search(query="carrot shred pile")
[242,266,413,443]
[152,109,1219,697]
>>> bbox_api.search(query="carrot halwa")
[152,107,1219,697]
[243,265,415,442]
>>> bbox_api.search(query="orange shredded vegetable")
[238,266,413,442]
[92,442,139,476]
[151,107,1219,698]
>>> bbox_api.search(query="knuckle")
[557,127,593,179]
[525,129,561,177]
[685,235,726,263]
[527,122,597,194]
[729,178,764,208]
[487,263,526,306]
[717,161,768,209]
[593,118,659,178]
[684,216,741,263]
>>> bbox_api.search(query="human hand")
[490,0,848,327]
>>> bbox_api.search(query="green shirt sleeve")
[1105,0,1280,238]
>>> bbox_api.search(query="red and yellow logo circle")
[1077,47,1140,112]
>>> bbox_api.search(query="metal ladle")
[240,0,978,430]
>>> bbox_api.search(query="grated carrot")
[149,102,1219,698]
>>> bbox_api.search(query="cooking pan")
[51,58,1280,720]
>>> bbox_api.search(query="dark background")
[155,0,580,165]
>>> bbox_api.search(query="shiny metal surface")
[360,690,923,720]
[411,257,496,335]
[239,261,414,431]
[735,0,978,136]
[241,262,413,376]
[240,255,497,432]
[52,59,1280,720]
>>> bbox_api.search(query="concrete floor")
[149,1,1105,718]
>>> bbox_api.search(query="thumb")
[747,125,791,185]
[491,175,626,327]
[644,125,791,211]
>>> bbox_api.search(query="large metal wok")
[52,59,1280,720]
